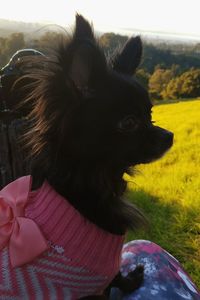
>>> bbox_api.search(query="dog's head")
[23,14,173,177]
[20,14,174,232]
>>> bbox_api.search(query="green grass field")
[126,98,200,287]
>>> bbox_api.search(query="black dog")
[18,14,173,299]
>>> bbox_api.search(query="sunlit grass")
[127,99,200,287]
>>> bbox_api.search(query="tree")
[36,31,65,53]
[163,68,200,100]
[99,33,128,56]
[0,38,8,67]
[180,68,200,98]
[148,67,175,100]
[0,33,26,68]
[4,33,25,57]
[162,77,183,100]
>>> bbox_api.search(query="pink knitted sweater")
[0,176,125,299]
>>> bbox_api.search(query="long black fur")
[17,14,173,297]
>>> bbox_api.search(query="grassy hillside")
[127,99,200,287]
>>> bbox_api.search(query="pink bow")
[0,176,48,267]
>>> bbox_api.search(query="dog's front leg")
[109,265,144,294]
[77,266,144,300]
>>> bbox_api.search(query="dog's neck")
[32,163,135,235]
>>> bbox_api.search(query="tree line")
[99,33,200,101]
[0,31,200,101]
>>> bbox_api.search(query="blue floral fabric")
[110,240,200,300]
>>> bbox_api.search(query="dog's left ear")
[69,44,95,90]
[69,14,106,91]
[112,36,142,75]
[74,13,95,41]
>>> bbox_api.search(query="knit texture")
[0,176,125,299]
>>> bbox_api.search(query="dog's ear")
[112,36,142,75]
[69,15,106,90]
[74,13,95,41]
[69,44,94,89]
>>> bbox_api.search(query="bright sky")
[0,0,200,39]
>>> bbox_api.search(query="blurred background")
[0,0,199,287]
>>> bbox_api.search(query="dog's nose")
[164,130,174,147]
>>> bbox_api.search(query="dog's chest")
[0,244,120,299]
[21,178,125,298]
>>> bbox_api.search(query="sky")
[0,0,200,40]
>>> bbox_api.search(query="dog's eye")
[118,115,139,133]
